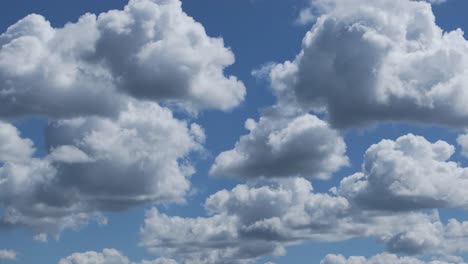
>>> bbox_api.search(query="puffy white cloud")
[268,0,468,128]
[0,0,245,119]
[336,134,468,211]
[0,249,16,260]
[0,102,203,238]
[320,253,463,264]
[210,112,348,179]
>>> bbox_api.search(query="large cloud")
[0,0,245,119]
[140,177,468,263]
[210,111,348,179]
[268,0,468,128]
[0,102,203,238]
[336,134,468,211]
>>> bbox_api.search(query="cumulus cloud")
[0,102,203,238]
[210,111,348,179]
[0,249,16,260]
[320,253,464,264]
[457,133,468,158]
[140,176,468,263]
[268,0,468,128]
[336,134,468,211]
[58,248,176,264]
[141,178,349,263]
[0,0,245,119]
[0,121,34,162]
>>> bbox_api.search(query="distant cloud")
[58,248,176,264]
[320,253,463,264]
[0,249,16,260]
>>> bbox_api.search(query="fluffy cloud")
[336,134,468,211]
[141,178,350,263]
[383,217,468,255]
[58,248,176,264]
[140,176,468,263]
[457,133,468,158]
[0,102,203,238]
[210,112,348,179]
[320,253,464,264]
[58,249,130,264]
[268,0,468,128]
[0,249,16,260]
[0,0,245,119]
[0,121,34,162]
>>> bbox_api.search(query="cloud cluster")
[142,134,468,263]
[0,0,245,119]
[210,112,348,179]
[0,0,245,241]
[140,178,348,263]
[269,0,468,128]
[140,178,468,263]
[0,102,203,238]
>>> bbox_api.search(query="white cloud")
[320,253,464,264]
[457,133,468,158]
[268,0,468,128]
[58,249,130,264]
[141,176,468,263]
[0,121,34,162]
[0,102,203,238]
[0,249,16,260]
[58,248,176,264]
[141,178,350,263]
[337,134,468,211]
[0,0,245,119]
[210,112,348,179]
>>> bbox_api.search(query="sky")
[1,0,468,263]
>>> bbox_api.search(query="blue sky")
[1,0,468,263]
